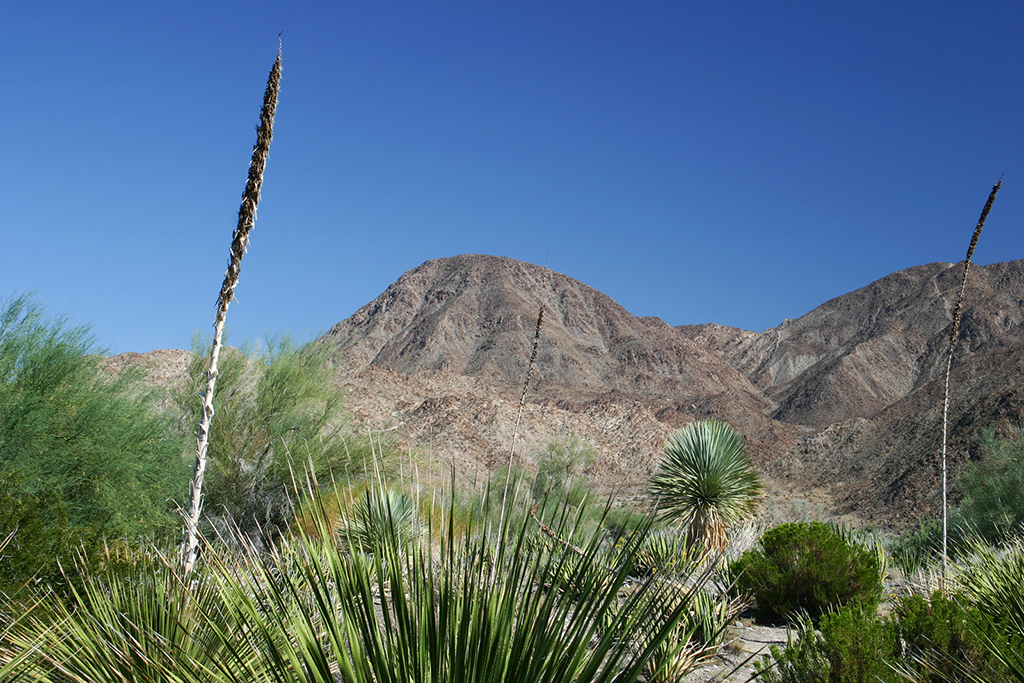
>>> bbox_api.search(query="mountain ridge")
[317,254,1024,526]
[115,254,1024,528]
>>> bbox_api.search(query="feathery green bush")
[958,426,1024,545]
[174,335,379,543]
[0,294,188,592]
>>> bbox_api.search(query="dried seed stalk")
[182,46,282,575]
[498,263,554,524]
[940,178,1001,578]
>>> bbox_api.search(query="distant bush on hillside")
[958,425,1024,545]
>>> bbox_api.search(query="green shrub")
[174,335,379,542]
[895,590,1008,682]
[530,432,595,506]
[757,604,900,683]
[958,426,1024,545]
[731,521,883,623]
[0,295,188,592]
[758,591,1012,683]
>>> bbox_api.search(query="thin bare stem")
[499,262,552,525]
[941,178,1000,579]
[182,45,282,575]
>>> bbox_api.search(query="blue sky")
[3,2,1022,354]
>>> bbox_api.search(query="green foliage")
[648,419,762,551]
[890,517,946,573]
[642,588,740,682]
[0,295,188,591]
[5,490,723,683]
[958,426,1024,545]
[756,604,900,683]
[4,547,248,683]
[731,521,883,623]
[757,591,1013,683]
[175,335,378,541]
[895,591,1008,682]
[954,534,1024,680]
[339,485,417,554]
[530,432,596,506]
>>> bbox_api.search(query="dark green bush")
[757,603,899,683]
[895,591,1008,682]
[730,521,883,623]
[758,592,1012,683]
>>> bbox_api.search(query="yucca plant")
[339,485,417,554]
[183,43,283,574]
[953,534,1024,681]
[208,489,708,683]
[639,586,743,683]
[4,547,252,683]
[649,420,763,552]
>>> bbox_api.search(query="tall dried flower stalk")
[182,46,282,575]
[499,264,552,522]
[940,178,1001,578]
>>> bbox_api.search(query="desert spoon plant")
[940,178,1001,578]
[182,43,282,575]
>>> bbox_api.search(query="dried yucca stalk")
[182,45,282,575]
[500,264,552,522]
[940,178,1001,578]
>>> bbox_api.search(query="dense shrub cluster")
[757,592,1012,683]
[730,521,883,623]
[959,426,1024,544]
[172,336,378,544]
[0,296,189,592]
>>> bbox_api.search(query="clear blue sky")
[3,2,1022,354]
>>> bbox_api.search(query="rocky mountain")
[681,259,1024,524]
[319,255,799,491]
[115,254,1023,527]
[316,254,1024,528]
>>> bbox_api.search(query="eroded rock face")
[319,255,799,493]
[121,255,1024,528]
[321,255,1024,527]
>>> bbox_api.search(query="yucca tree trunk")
[940,178,1000,579]
[182,45,282,575]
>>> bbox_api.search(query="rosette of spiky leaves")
[5,547,249,683]
[649,420,762,552]
[209,490,707,683]
[953,534,1024,681]
[641,587,743,683]
[340,485,416,555]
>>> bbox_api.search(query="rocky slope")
[121,254,1024,528]
[317,254,1024,527]
[319,255,800,497]
[680,259,1024,524]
